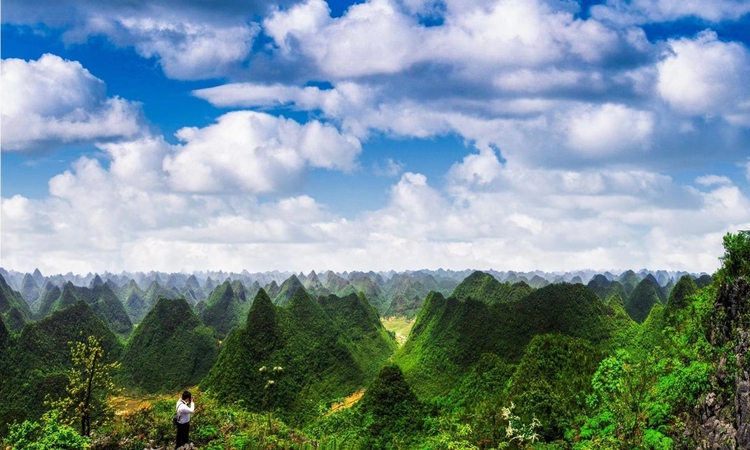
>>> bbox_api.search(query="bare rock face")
[693,279,750,450]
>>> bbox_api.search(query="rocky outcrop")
[693,279,750,450]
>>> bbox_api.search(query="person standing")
[175,391,195,449]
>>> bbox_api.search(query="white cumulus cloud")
[592,0,750,25]
[566,103,655,156]
[163,111,362,193]
[657,31,750,125]
[1,54,143,151]
[101,18,258,80]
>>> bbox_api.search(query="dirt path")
[330,389,365,413]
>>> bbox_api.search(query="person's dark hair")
[182,391,192,401]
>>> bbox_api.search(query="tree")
[717,230,750,283]
[46,335,122,436]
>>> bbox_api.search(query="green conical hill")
[120,280,149,323]
[384,292,425,319]
[324,271,355,296]
[666,275,698,312]
[506,334,604,441]
[607,292,625,308]
[121,280,181,323]
[144,280,181,305]
[200,281,252,339]
[0,301,123,428]
[646,274,667,299]
[395,283,616,397]
[20,273,40,307]
[358,364,424,446]
[266,280,281,298]
[203,277,216,295]
[121,297,218,394]
[383,272,459,318]
[34,285,58,318]
[451,270,533,304]
[246,281,261,300]
[528,274,550,288]
[17,300,123,369]
[696,274,713,288]
[0,315,9,352]
[515,283,616,344]
[34,282,133,337]
[0,315,13,432]
[35,282,59,310]
[602,293,639,350]
[631,303,669,354]
[303,270,326,293]
[0,275,32,333]
[349,274,387,312]
[201,288,369,425]
[619,270,640,296]
[231,280,247,301]
[184,274,201,292]
[318,292,397,375]
[663,277,676,299]
[274,275,304,306]
[626,277,666,323]
[605,281,628,304]
[89,274,104,289]
[182,275,206,302]
[87,283,133,337]
[587,274,611,300]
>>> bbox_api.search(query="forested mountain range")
[0,265,704,330]
[1,242,741,449]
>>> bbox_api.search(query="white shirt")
[176,399,195,424]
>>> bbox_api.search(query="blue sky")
[2,0,750,275]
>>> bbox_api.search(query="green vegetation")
[506,334,604,441]
[199,281,252,339]
[717,229,750,283]
[118,280,149,324]
[625,276,666,324]
[0,301,123,436]
[396,283,616,398]
[4,410,91,450]
[4,231,750,449]
[451,270,533,305]
[665,275,697,313]
[382,272,458,318]
[201,288,386,426]
[273,275,305,306]
[46,335,122,436]
[120,297,219,394]
[357,364,425,447]
[318,292,397,376]
[619,270,640,297]
[36,282,133,338]
[0,274,33,333]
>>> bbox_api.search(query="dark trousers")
[175,421,190,449]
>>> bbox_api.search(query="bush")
[4,409,90,450]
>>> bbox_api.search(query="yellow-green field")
[381,316,415,346]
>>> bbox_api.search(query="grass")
[381,316,415,346]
